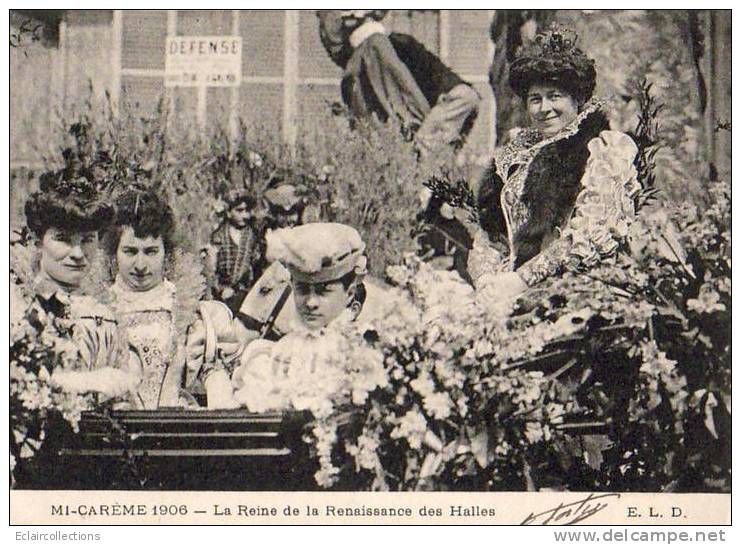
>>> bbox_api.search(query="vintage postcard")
[7,6,731,529]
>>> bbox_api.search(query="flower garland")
[232,315,389,487]
[234,317,388,416]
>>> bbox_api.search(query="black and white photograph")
[7,6,732,526]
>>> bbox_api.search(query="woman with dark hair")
[105,189,249,409]
[105,189,243,409]
[104,190,176,294]
[19,175,140,399]
[469,26,641,299]
[105,189,184,408]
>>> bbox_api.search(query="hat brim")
[287,253,361,284]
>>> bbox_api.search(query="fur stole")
[477,102,611,267]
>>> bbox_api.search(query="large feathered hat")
[25,173,113,237]
[509,25,596,104]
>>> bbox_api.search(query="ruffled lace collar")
[110,276,176,314]
[493,97,610,181]
[499,98,609,155]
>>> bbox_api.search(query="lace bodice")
[469,100,640,288]
[109,278,177,408]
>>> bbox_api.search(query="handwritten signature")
[521,493,621,525]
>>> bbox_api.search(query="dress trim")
[493,97,609,183]
[110,277,176,314]
[493,98,610,264]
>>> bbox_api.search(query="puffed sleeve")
[95,319,143,396]
[57,301,142,401]
[70,298,131,372]
[185,301,244,388]
[231,339,277,390]
[517,130,641,286]
[232,339,292,412]
[103,318,129,371]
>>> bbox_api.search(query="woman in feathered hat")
[469,26,642,300]
[16,174,140,401]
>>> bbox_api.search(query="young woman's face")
[293,278,353,330]
[526,84,579,136]
[116,227,165,292]
[40,228,98,289]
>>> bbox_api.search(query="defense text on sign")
[165,36,242,88]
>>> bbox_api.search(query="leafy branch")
[631,78,663,210]
[423,168,478,223]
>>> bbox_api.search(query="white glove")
[418,186,433,210]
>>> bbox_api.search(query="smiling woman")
[470,25,641,302]
[525,84,579,137]
[39,228,98,289]
[24,175,112,293]
[20,174,139,399]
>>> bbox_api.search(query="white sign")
[165,36,242,87]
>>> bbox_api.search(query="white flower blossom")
[423,391,453,420]
[390,409,428,450]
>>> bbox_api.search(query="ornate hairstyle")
[509,25,596,105]
[103,189,176,257]
[25,173,113,238]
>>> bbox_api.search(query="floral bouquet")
[9,284,94,486]
[301,257,602,491]
[233,324,388,417]
[298,177,729,491]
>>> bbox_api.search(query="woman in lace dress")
[469,26,641,299]
[18,175,140,401]
[104,189,239,409]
